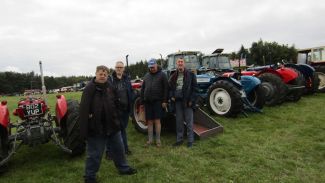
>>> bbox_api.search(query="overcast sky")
[0,0,324,76]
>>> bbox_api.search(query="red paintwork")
[241,67,298,84]
[275,67,298,83]
[131,82,142,89]
[241,70,259,76]
[55,95,67,124]
[13,97,48,120]
[0,101,9,128]
[222,72,235,77]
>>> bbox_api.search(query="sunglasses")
[115,67,124,69]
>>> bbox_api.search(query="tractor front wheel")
[61,100,85,156]
[258,73,286,106]
[247,84,266,109]
[207,80,243,117]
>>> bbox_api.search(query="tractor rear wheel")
[304,72,320,94]
[131,91,148,134]
[258,73,286,106]
[61,100,85,156]
[286,69,305,102]
[207,80,243,117]
[0,125,9,171]
[247,85,265,109]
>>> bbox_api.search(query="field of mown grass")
[0,92,324,183]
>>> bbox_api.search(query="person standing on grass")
[140,59,168,147]
[169,58,198,148]
[106,61,133,160]
[79,65,136,183]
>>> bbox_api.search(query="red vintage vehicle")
[0,95,84,171]
[224,64,305,106]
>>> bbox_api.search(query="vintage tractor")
[200,50,265,111]
[131,50,264,136]
[241,63,305,105]
[297,46,325,92]
[283,62,319,95]
[0,62,84,171]
[166,51,248,117]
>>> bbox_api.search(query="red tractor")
[240,63,305,106]
[0,62,84,171]
[0,95,84,171]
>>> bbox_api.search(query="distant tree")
[249,39,297,65]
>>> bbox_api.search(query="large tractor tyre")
[286,69,305,102]
[0,126,9,171]
[317,72,325,93]
[207,80,243,117]
[258,73,287,106]
[131,92,148,134]
[247,84,266,109]
[61,100,85,156]
[304,72,320,94]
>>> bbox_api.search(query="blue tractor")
[200,51,265,111]
[166,50,265,117]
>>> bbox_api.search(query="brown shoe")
[144,141,152,147]
[156,140,161,148]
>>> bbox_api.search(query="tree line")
[229,39,297,66]
[0,71,92,95]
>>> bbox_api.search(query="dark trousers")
[84,131,130,181]
[106,111,129,155]
[119,111,130,152]
[175,101,194,143]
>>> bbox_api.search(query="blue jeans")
[175,101,194,143]
[84,131,130,181]
[106,111,130,154]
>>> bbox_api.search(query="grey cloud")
[0,0,324,76]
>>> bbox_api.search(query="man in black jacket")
[80,65,136,183]
[106,61,133,159]
[140,59,168,147]
[169,58,198,148]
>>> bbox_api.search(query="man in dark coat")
[80,65,136,183]
[169,58,198,148]
[140,59,168,147]
[106,61,133,159]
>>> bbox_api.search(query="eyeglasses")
[115,67,124,69]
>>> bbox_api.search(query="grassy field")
[0,92,324,183]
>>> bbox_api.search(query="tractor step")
[193,108,223,139]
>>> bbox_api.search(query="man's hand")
[171,97,175,102]
[162,102,168,109]
[188,101,192,107]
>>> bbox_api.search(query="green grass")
[0,92,325,183]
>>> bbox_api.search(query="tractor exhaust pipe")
[39,61,47,104]
[125,54,130,79]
